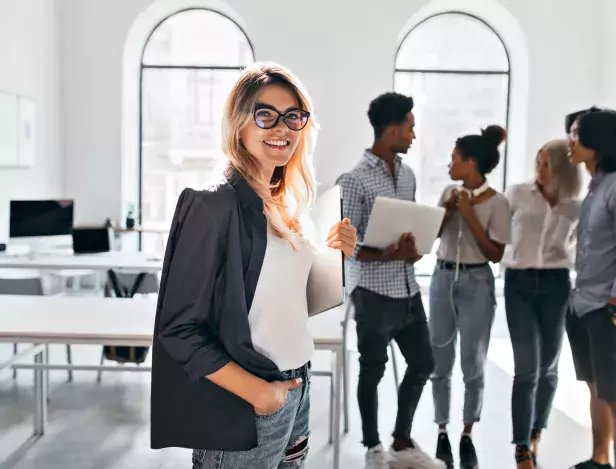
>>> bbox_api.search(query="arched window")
[394,12,510,207]
[138,8,253,250]
[394,11,510,276]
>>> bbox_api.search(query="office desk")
[0,295,157,346]
[0,295,344,469]
[0,294,156,456]
[0,251,163,274]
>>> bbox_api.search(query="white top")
[248,231,316,372]
[436,184,512,264]
[502,182,580,269]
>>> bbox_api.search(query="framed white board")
[0,91,36,168]
[0,92,18,166]
[18,96,36,167]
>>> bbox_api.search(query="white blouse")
[501,182,580,270]
[248,231,316,372]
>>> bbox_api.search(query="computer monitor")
[9,199,74,252]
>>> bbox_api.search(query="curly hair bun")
[481,125,507,148]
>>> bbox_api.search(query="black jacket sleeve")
[155,187,234,381]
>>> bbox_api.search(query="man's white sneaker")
[389,441,447,469]
[365,443,389,469]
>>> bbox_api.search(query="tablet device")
[363,196,445,254]
[306,185,345,317]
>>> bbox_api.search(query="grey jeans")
[429,263,496,426]
[193,366,310,469]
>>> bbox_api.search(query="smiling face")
[568,118,596,166]
[239,83,304,179]
[567,118,579,157]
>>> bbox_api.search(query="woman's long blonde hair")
[222,63,317,241]
[539,139,581,201]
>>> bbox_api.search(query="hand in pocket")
[255,378,302,416]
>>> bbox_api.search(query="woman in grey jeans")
[150,63,357,469]
[502,139,581,468]
[430,125,511,469]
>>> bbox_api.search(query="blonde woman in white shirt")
[502,139,581,469]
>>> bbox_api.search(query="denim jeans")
[352,287,435,448]
[504,268,570,445]
[429,263,496,426]
[192,366,310,469]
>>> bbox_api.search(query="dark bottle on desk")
[126,205,136,229]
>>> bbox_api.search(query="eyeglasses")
[253,105,310,131]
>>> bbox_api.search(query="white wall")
[59,0,606,225]
[58,0,153,226]
[500,0,604,151]
[0,0,62,243]
[602,0,616,109]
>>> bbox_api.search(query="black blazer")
[150,169,285,451]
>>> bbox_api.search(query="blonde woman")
[502,139,581,468]
[150,63,357,469]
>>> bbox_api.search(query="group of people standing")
[147,62,616,469]
[338,94,616,469]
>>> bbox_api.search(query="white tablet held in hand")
[363,197,445,254]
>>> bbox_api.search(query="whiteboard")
[0,92,36,168]
[18,97,36,167]
[0,92,18,166]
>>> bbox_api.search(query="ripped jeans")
[192,365,311,469]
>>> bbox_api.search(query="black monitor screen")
[9,200,74,238]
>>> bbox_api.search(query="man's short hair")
[368,92,414,139]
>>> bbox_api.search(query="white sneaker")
[388,441,447,469]
[365,443,389,469]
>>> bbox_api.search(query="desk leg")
[342,349,350,434]
[45,344,50,401]
[333,348,342,469]
[33,349,47,436]
[329,372,334,444]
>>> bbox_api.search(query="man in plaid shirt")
[336,93,442,469]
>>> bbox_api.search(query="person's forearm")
[356,246,421,264]
[356,246,392,262]
[206,361,270,409]
[463,212,503,263]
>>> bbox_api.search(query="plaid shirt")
[336,150,420,299]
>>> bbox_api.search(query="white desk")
[0,295,344,469]
[0,295,156,456]
[0,251,163,274]
[0,295,157,345]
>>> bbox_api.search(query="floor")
[0,286,608,469]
